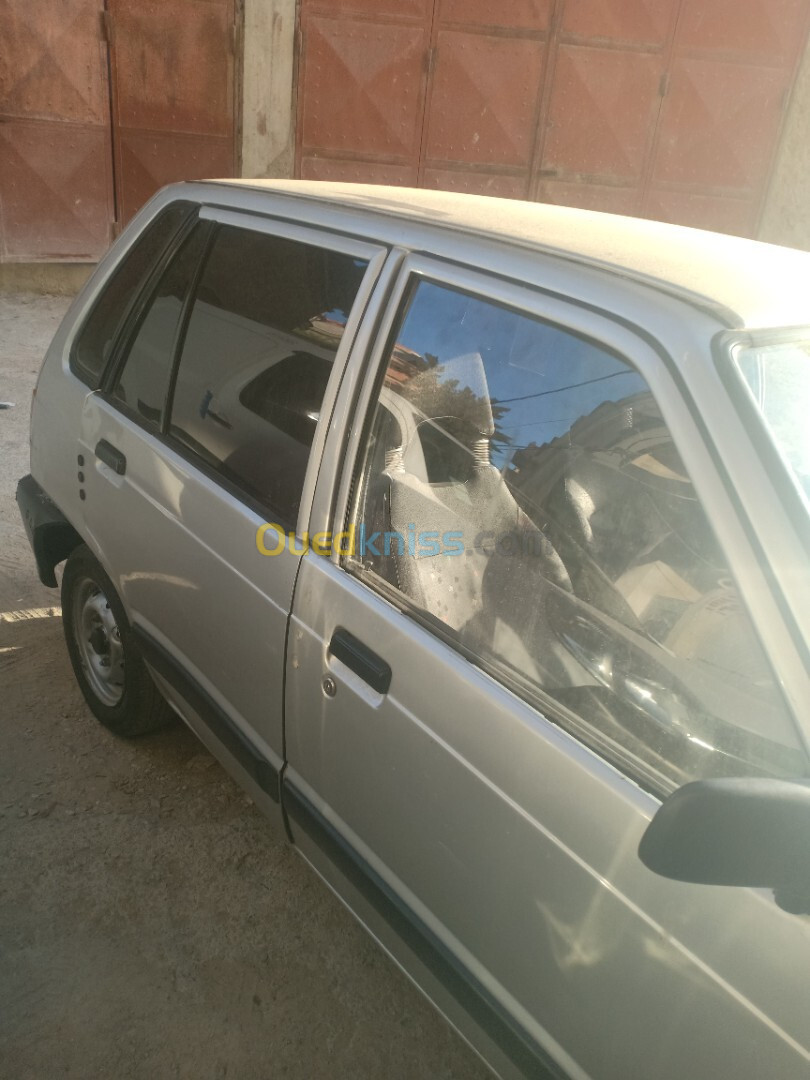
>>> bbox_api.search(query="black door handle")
[329,628,391,694]
[95,439,126,475]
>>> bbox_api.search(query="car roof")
[204,179,810,330]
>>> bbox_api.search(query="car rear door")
[78,203,385,808]
[284,255,810,1079]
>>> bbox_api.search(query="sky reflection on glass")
[396,281,646,469]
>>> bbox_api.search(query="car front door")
[285,256,810,1079]
[78,204,385,807]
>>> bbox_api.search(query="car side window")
[346,278,807,791]
[167,224,368,525]
[111,222,210,428]
[71,202,191,388]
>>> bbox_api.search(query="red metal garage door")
[295,0,810,236]
[641,0,808,233]
[419,0,550,198]
[0,0,239,261]
[296,0,433,186]
[106,0,239,226]
[0,0,115,260]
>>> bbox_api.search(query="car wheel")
[61,545,175,737]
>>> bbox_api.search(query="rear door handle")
[95,439,126,475]
[329,628,392,694]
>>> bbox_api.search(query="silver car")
[17,181,810,1079]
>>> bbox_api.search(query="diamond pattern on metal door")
[296,6,431,185]
[0,0,115,260]
[296,0,810,237]
[107,0,238,226]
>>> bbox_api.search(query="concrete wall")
[0,263,93,296]
[758,44,810,251]
[241,0,297,180]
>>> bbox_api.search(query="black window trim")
[98,214,215,439]
[69,200,195,390]
[160,220,217,440]
[101,212,211,398]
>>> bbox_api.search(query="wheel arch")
[34,520,85,587]
[16,475,85,588]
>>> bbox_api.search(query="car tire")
[61,545,175,737]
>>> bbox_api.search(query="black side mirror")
[638,777,810,914]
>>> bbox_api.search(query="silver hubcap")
[73,578,125,707]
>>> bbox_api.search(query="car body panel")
[285,554,810,1080]
[78,389,292,771]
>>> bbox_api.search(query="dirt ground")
[0,293,490,1080]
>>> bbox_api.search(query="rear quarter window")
[70,201,192,388]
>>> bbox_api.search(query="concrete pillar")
[759,43,810,251]
[241,0,297,180]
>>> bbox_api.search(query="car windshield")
[731,336,810,514]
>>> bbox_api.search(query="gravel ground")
[0,293,490,1080]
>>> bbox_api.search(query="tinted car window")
[169,224,367,523]
[112,222,209,428]
[348,279,806,790]
[71,202,191,387]
[239,351,334,445]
